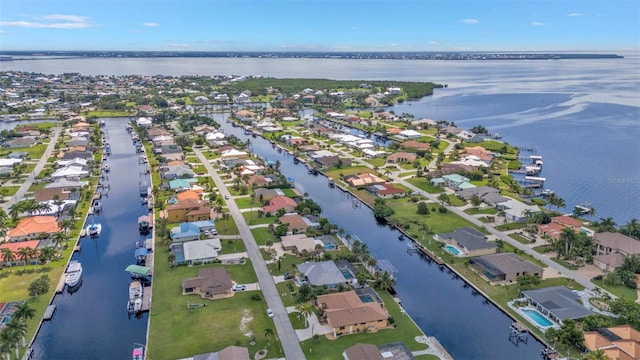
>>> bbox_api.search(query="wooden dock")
[43,304,56,320]
[141,286,152,312]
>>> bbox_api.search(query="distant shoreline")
[0,51,624,61]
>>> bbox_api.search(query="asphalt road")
[2,128,60,212]
[175,126,304,359]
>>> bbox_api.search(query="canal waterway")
[31,118,149,360]
[213,113,546,359]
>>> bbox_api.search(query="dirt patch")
[240,309,254,337]
[541,267,566,280]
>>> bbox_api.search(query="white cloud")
[0,14,94,29]
[142,22,159,27]
[531,21,546,26]
[567,13,583,17]
[460,18,479,24]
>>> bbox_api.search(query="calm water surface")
[4,56,638,223]
[215,114,546,359]
[31,118,149,360]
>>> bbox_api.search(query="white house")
[398,130,423,139]
[136,117,153,128]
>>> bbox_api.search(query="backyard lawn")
[148,243,281,360]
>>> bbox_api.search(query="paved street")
[187,142,305,359]
[2,127,61,212]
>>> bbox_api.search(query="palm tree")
[597,217,617,232]
[546,193,558,211]
[623,218,640,239]
[37,202,52,216]
[59,219,76,234]
[38,246,56,264]
[0,328,18,360]
[16,247,30,269]
[51,232,67,252]
[52,195,65,218]
[0,208,8,237]
[555,197,566,212]
[1,248,16,268]
[6,318,27,348]
[584,349,611,360]
[264,327,274,344]
[296,302,315,328]
[373,271,396,292]
[8,202,24,221]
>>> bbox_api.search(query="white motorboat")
[129,280,143,300]
[127,298,143,313]
[65,260,83,287]
[86,223,102,237]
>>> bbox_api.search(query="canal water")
[214,113,546,359]
[31,118,149,360]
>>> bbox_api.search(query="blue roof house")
[171,222,201,243]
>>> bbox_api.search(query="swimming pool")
[341,269,353,279]
[445,245,461,256]
[522,309,553,327]
[359,295,374,303]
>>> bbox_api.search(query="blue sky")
[1,0,638,52]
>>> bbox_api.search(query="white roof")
[451,157,489,167]
[399,130,422,137]
[205,132,225,140]
[57,158,89,167]
[221,149,247,158]
[183,239,221,261]
[51,165,89,179]
[0,158,22,167]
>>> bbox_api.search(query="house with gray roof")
[435,227,496,257]
[182,238,222,265]
[593,232,640,272]
[470,252,542,282]
[522,286,593,323]
[296,260,350,288]
[162,164,195,180]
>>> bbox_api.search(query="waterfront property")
[163,198,212,223]
[316,290,388,338]
[434,227,496,257]
[495,197,541,223]
[296,260,351,288]
[7,216,60,242]
[593,232,640,272]
[583,325,640,360]
[175,239,222,266]
[470,253,542,283]
[521,286,593,324]
[430,174,475,191]
[343,342,416,360]
[191,345,251,360]
[182,267,234,300]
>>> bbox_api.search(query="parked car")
[266,309,274,318]
[233,284,246,291]
[224,195,229,200]
[283,272,293,280]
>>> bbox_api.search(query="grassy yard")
[494,222,529,231]
[405,177,444,194]
[148,243,281,360]
[324,166,373,180]
[214,217,240,235]
[251,228,279,246]
[592,281,638,301]
[243,212,276,226]
[0,185,21,196]
[235,197,262,209]
[387,197,481,235]
[464,207,497,215]
[301,290,429,359]
[266,253,305,276]
[221,238,247,254]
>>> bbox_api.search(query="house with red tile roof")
[552,216,583,229]
[278,214,310,234]
[584,325,640,360]
[366,183,406,199]
[8,216,60,242]
[262,196,297,214]
[316,290,388,337]
[344,173,385,187]
[0,240,41,266]
[463,146,493,164]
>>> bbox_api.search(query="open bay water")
[30,118,149,360]
[3,55,638,223]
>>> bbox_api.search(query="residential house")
[366,183,406,199]
[430,174,475,191]
[281,234,319,256]
[314,155,351,168]
[279,214,311,234]
[521,286,593,324]
[181,267,233,300]
[497,197,541,223]
[33,187,78,202]
[51,165,89,179]
[8,216,60,242]
[435,227,496,257]
[470,253,542,282]
[164,198,211,223]
[182,239,222,265]
[0,240,40,266]
[3,137,37,149]
[584,325,640,360]
[386,152,417,164]
[192,346,251,360]
[397,130,422,139]
[296,260,349,288]
[262,196,297,214]
[176,189,202,203]
[316,290,388,337]
[463,146,493,164]
[254,188,285,202]
[456,186,508,205]
[162,164,195,180]
[71,121,91,132]
[593,232,640,272]
[170,222,202,243]
[136,117,153,128]
[168,178,199,191]
[344,173,385,187]
[246,175,270,188]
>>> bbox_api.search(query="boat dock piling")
[43,305,56,321]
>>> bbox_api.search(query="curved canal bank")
[30,118,150,360]
[212,113,546,359]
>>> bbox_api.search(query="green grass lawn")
[148,243,281,360]
[266,253,305,276]
[221,238,247,254]
[387,197,481,235]
[251,228,279,246]
[405,177,444,194]
[509,233,534,245]
[235,197,262,209]
[85,110,131,117]
[464,207,497,215]
[494,223,529,231]
[1,185,21,196]
[592,280,638,301]
[214,217,240,235]
[301,291,428,359]
[243,212,276,226]
[324,166,373,180]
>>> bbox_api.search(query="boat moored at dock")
[65,260,83,288]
